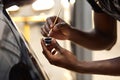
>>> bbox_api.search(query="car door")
[0,4,49,80]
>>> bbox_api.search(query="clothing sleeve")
[87,0,103,13]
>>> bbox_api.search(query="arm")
[41,39,120,76]
[69,12,117,50]
[75,57,120,76]
[41,12,117,50]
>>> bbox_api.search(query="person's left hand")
[41,38,79,70]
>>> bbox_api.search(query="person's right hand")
[41,38,79,70]
[41,16,72,40]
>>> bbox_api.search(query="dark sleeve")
[87,0,103,13]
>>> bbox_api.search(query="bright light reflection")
[70,0,75,4]
[61,0,69,8]
[64,71,73,80]
[32,0,54,11]
[7,5,19,11]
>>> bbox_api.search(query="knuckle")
[49,16,57,20]
[60,22,66,25]
[42,50,46,54]
[53,16,57,18]
[49,59,54,64]
[41,32,47,37]
[46,17,52,21]
[49,59,57,65]
[41,29,48,37]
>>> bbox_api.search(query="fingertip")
[41,38,46,47]
[50,24,53,28]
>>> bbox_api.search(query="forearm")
[72,57,120,76]
[68,28,116,50]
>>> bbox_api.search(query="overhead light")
[61,0,69,8]
[70,0,75,4]
[32,0,54,11]
[6,5,20,11]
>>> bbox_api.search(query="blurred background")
[7,0,120,80]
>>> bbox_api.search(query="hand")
[41,16,72,40]
[41,38,79,70]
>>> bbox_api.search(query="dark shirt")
[87,0,120,21]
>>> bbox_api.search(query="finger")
[49,22,65,37]
[44,23,50,33]
[51,48,57,55]
[46,45,55,52]
[40,26,48,37]
[57,17,64,23]
[47,16,57,28]
[41,39,52,60]
[48,24,61,37]
[53,22,66,31]
[51,39,64,54]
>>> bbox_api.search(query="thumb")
[53,22,65,31]
[49,22,65,36]
[51,39,64,53]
